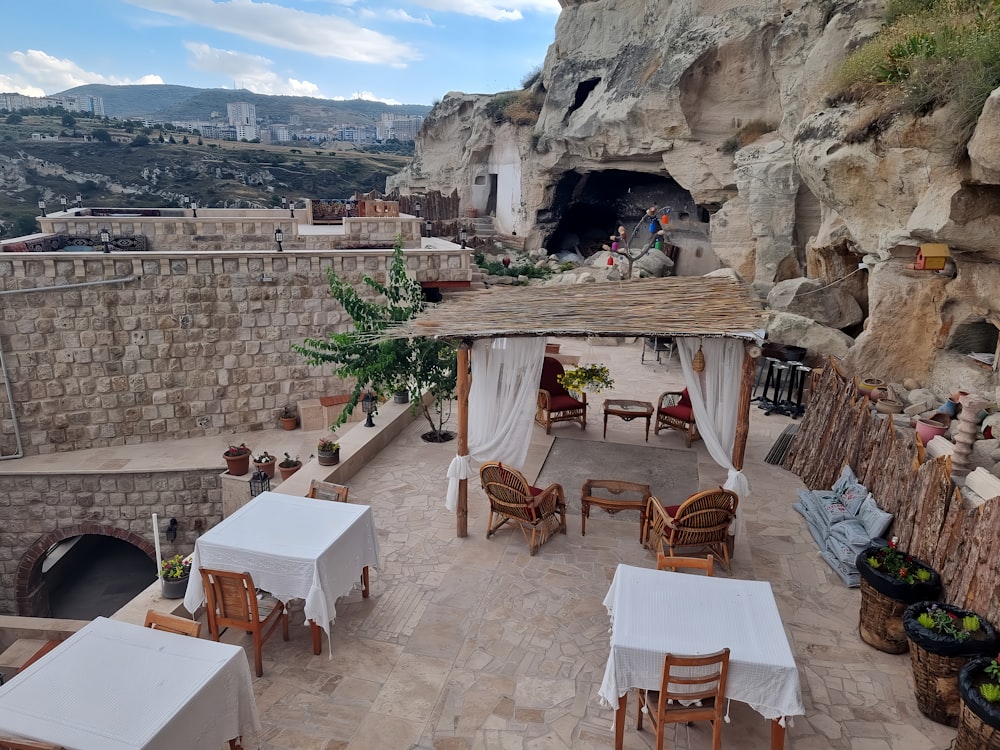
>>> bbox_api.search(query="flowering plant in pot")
[957,656,1000,749]
[279,405,297,430]
[557,364,615,396]
[903,602,998,726]
[160,553,192,599]
[222,443,252,476]
[316,438,340,466]
[278,452,302,480]
[855,539,942,653]
[252,451,276,478]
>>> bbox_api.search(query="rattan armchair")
[645,488,738,572]
[654,388,700,447]
[480,461,567,555]
[535,356,587,434]
[200,568,289,677]
[636,648,731,750]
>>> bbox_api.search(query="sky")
[2,0,562,106]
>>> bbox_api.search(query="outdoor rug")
[534,437,698,526]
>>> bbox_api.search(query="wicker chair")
[636,648,731,750]
[144,609,203,638]
[480,461,566,555]
[654,388,700,447]
[200,568,289,677]
[535,356,587,434]
[645,489,738,572]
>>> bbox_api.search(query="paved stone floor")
[177,337,955,750]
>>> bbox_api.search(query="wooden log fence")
[783,361,1000,625]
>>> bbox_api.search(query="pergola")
[388,275,768,537]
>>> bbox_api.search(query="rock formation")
[390,0,1000,387]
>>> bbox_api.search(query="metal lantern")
[361,390,376,428]
[249,470,271,498]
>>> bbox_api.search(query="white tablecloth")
[0,617,259,750]
[184,491,380,638]
[599,564,805,722]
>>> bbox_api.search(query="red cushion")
[678,389,692,407]
[664,504,681,517]
[659,404,694,422]
[550,394,584,410]
[540,357,569,397]
[529,485,544,496]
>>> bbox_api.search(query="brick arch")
[15,523,156,617]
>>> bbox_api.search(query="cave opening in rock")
[564,78,601,122]
[948,319,999,358]
[541,169,704,263]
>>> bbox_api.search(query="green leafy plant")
[557,364,615,395]
[160,553,191,580]
[223,443,250,457]
[279,452,300,468]
[981,656,1000,702]
[865,539,934,584]
[914,604,980,641]
[317,438,339,452]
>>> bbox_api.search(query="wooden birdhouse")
[913,243,950,271]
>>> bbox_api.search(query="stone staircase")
[468,216,496,240]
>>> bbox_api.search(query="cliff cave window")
[563,78,601,123]
[948,319,999,360]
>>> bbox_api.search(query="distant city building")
[0,92,104,115]
[235,124,259,141]
[227,102,256,127]
[269,124,291,143]
[376,113,423,142]
[335,124,376,144]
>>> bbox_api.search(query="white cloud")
[358,8,434,26]
[4,50,163,95]
[125,0,421,65]
[185,42,321,96]
[409,0,560,22]
[331,91,402,105]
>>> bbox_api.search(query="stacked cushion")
[793,464,894,588]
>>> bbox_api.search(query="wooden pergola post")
[732,344,756,470]
[455,340,472,537]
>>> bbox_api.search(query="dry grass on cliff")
[484,90,545,127]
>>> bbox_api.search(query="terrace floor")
[15,337,962,749]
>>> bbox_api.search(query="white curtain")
[675,337,751,525]
[445,337,547,510]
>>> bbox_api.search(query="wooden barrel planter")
[956,658,1000,750]
[903,603,998,726]
[856,546,941,654]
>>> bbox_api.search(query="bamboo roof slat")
[385,276,766,341]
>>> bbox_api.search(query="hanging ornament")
[692,343,705,373]
[607,256,615,266]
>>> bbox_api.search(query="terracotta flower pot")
[278,462,301,480]
[916,417,948,445]
[223,452,251,476]
[253,460,276,478]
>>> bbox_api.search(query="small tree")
[294,235,457,440]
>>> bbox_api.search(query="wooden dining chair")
[144,609,203,638]
[0,738,65,750]
[657,553,715,576]
[306,479,349,503]
[636,648,731,750]
[199,568,289,677]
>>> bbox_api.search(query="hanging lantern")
[692,344,705,373]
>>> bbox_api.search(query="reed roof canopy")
[384,276,766,342]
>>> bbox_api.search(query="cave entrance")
[541,169,706,266]
[947,318,1000,370]
[486,173,498,217]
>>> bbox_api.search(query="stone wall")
[0,248,472,457]
[3,468,221,616]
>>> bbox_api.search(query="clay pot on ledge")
[278,460,302,481]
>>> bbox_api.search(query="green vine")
[557,364,615,394]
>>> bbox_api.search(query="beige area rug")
[534,436,698,522]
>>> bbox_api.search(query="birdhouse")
[913,243,950,271]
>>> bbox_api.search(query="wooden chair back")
[144,609,203,637]
[637,648,730,750]
[539,356,569,397]
[657,553,714,576]
[479,461,535,523]
[671,489,738,545]
[199,567,289,677]
[306,479,349,503]
[0,739,65,750]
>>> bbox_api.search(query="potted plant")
[557,363,615,398]
[904,602,998,725]
[958,656,1000,749]
[222,443,252,476]
[855,539,942,653]
[278,452,302,480]
[316,438,340,466]
[160,553,191,599]
[279,405,297,430]
[252,451,276,478]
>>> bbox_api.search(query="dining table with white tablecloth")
[0,616,259,750]
[599,564,805,750]
[183,490,380,648]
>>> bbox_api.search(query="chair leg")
[361,565,370,597]
[636,689,645,730]
[253,632,264,677]
[310,619,322,655]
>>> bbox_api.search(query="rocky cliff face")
[391,0,1000,394]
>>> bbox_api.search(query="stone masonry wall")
[3,468,221,616]
[0,248,471,457]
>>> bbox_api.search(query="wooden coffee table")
[603,399,654,441]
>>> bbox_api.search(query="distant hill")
[54,84,432,128]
